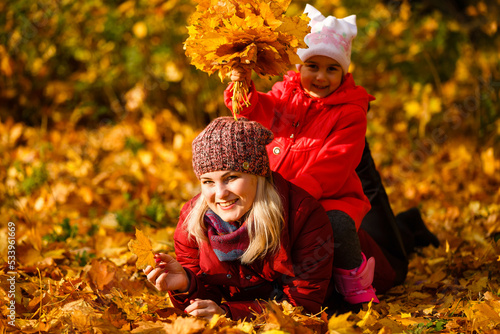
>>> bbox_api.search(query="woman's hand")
[143,253,189,292]
[230,66,251,86]
[184,299,226,320]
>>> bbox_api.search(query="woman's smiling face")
[200,171,257,222]
[300,55,343,98]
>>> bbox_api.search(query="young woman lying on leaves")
[144,116,335,320]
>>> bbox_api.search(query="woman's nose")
[215,183,229,198]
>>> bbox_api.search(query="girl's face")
[200,171,258,222]
[300,55,344,98]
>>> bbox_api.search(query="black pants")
[355,138,409,286]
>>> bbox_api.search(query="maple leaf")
[61,299,103,330]
[130,321,170,334]
[128,229,156,270]
[356,300,378,328]
[328,312,360,334]
[163,316,208,334]
[87,259,117,290]
[260,301,314,334]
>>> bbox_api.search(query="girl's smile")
[300,55,344,99]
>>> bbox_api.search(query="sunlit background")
[0,0,499,331]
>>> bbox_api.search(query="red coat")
[169,172,334,320]
[225,72,372,228]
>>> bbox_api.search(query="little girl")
[226,4,378,305]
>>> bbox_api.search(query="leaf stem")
[231,81,250,120]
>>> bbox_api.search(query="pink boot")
[333,253,379,304]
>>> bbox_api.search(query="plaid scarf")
[205,209,250,262]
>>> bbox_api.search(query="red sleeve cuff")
[219,303,232,319]
[168,268,198,306]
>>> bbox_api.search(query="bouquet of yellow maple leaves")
[184,0,310,119]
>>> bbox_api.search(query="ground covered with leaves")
[1,0,500,331]
[0,112,499,333]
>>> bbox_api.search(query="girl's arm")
[225,68,287,130]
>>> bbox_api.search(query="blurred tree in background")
[1,0,498,143]
[1,0,220,130]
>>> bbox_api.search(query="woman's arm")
[281,191,335,314]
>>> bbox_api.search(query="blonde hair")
[185,175,284,264]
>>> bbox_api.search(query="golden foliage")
[0,111,499,333]
[1,0,500,332]
[184,0,309,80]
[327,312,359,334]
[184,0,309,117]
[128,229,156,270]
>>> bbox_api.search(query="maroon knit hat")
[192,117,274,178]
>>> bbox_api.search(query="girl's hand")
[230,67,251,86]
[143,253,189,292]
[184,299,226,320]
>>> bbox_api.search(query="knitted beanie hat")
[192,117,274,178]
[297,4,357,74]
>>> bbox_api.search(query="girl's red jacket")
[225,71,373,228]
